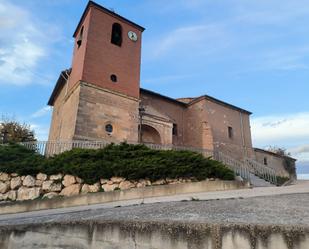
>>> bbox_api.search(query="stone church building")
[47,1,295,178]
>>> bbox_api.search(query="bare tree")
[0,116,36,143]
[267,146,291,157]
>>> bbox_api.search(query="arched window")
[111,23,122,46]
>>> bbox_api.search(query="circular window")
[105,124,113,134]
[110,74,117,82]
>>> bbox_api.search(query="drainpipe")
[239,111,246,159]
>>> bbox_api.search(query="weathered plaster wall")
[254,150,295,178]
[0,222,308,249]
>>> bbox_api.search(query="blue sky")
[0,0,308,173]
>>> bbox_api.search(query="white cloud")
[30,123,50,141]
[0,1,59,85]
[144,0,309,73]
[146,23,231,58]
[251,112,309,162]
[289,145,309,164]
[31,106,52,119]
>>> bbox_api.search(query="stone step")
[249,173,275,187]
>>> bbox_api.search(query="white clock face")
[128,31,138,42]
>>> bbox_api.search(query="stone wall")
[48,81,81,141]
[0,172,201,202]
[74,82,139,142]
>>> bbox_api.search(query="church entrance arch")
[141,124,161,144]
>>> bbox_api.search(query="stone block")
[35,180,43,187]
[119,181,135,190]
[7,190,17,201]
[60,184,81,197]
[62,175,76,187]
[23,175,36,187]
[152,179,166,186]
[10,177,22,190]
[75,177,83,184]
[110,177,125,183]
[81,183,100,193]
[100,179,109,184]
[17,187,41,201]
[42,181,62,192]
[0,181,9,194]
[36,173,48,181]
[0,173,10,182]
[0,193,8,201]
[43,192,59,199]
[102,183,119,192]
[50,174,63,180]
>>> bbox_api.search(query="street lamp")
[138,106,145,143]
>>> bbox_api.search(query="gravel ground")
[0,193,308,228]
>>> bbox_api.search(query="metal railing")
[244,157,277,185]
[20,140,277,185]
[213,151,251,182]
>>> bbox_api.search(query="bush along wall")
[0,143,235,202]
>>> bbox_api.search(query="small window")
[172,123,178,136]
[228,126,233,139]
[77,26,84,48]
[264,157,268,166]
[105,124,113,134]
[111,23,122,46]
[110,74,117,82]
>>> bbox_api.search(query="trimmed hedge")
[0,143,234,184]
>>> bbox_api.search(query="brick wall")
[69,5,142,99]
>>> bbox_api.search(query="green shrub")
[0,143,44,175]
[276,176,290,186]
[0,143,234,184]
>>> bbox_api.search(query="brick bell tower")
[48,1,145,142]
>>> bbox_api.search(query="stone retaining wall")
[0,172,223,202]
[1,221,308,249]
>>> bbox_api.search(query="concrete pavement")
[0,180,308,223]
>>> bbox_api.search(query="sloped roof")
[141,88,252,114]
[47,69,71,106]
[254,148,297,161]
[140,88,187,107]
[187,94,252,115]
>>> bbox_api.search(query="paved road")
[0,180,308,226]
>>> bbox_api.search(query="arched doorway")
[141,124,161,144]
